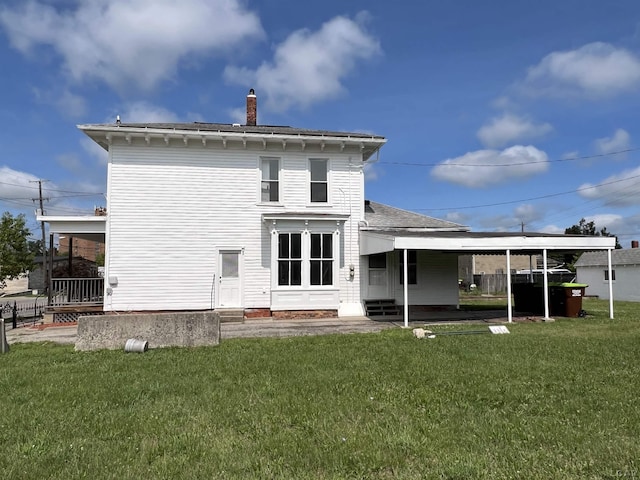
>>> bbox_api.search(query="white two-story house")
[40,90,617,323]
[64,91,388,318]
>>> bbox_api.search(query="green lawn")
[1,298,639,479]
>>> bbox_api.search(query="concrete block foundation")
[75,311,220,351]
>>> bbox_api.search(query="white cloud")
[224,13,381,111]
[431,145,549,188]
[562,151,579,160]
[578,166,640,206]
[523,42,640,97]
[443,212,470,225]
[0,0,264,91]
[595,128,631,154]
[116,101,181,123]
[56,89,87,118]
[81,138,109,166]
[56,153,83,172]
[0,166,41,200]
[477,113,552,148]
[585,213,624,232]
[540,224,565,234]
[514,204,545,225]
[364,163,381,182]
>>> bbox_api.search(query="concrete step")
[216,309,245,323]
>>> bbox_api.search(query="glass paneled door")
[217,250,242,307]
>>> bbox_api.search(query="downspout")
[607,248,614,319]
[542,249,550,320]
[403,248,409,328]
[506,249,512,323]
[47,233,54,306]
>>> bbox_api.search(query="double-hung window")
[399,250,418,285]
[310,233,333,285]
[309,158,328,203]
[261,157,280,202]
[276,231,335,287]
[278,233,302,286]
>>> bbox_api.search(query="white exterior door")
[217,249,242,307]
[366,253,390,299]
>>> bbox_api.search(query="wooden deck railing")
[50,278,104,306]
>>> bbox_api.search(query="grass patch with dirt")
[1,298,639,479]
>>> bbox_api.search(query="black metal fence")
[1,300,45,328]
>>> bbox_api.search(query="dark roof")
[85,122,385,140]
[575,248,640,267]
[364,230,577,239]
[364,200,468,230]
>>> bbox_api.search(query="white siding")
[104,139,365,312]
[391,251,459,306]
[577,265,640,302]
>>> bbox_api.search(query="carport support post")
[542,249,550,320]
[607,248,614,319]
[403,248,409,328]
[506,249,513,323]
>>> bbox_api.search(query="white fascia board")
[393,235,616,251]
[37,215,106,235]
[78,125,387,151]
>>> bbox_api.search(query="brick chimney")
[632,240,639,249]
[246,88,257,126]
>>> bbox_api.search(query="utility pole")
[521,221,525,233]
[31,180,49,294]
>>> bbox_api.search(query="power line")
[379,147,639,168]
[415,172,640,212]
[0,179,104,195]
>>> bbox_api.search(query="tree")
[564,218,621,249]
[0,212,34,288]
[557,218,622,271]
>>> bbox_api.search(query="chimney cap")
[248,88,256,96]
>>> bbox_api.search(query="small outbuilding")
[575,248,640,302]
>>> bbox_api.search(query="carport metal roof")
[360,229,617,326]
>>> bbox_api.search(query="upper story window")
[309,158,328,203]
[261,157,280,202]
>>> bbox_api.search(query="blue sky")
[2,0,640,246]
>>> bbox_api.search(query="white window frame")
[604,269,616,282]
[271,227,338,289]
[308,158,330,205]
[259,156,281,204]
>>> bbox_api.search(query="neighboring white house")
[575,248,640,301]
[39,90,617,323]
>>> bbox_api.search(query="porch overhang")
[360,230,616,255]
[36,215,106,242]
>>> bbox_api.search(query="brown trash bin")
[550,283,588,317]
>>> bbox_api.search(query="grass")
[1,298,640,479]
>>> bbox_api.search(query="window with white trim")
[278,233,301,286]
[275,230,336,287]
[604,269,616,281]
[368,253,387,286]
[398,250,417,285]
[309,158,328,203]
[260,157,280,202]
[310,233,333,285]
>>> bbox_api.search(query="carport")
[360,230,616,327]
